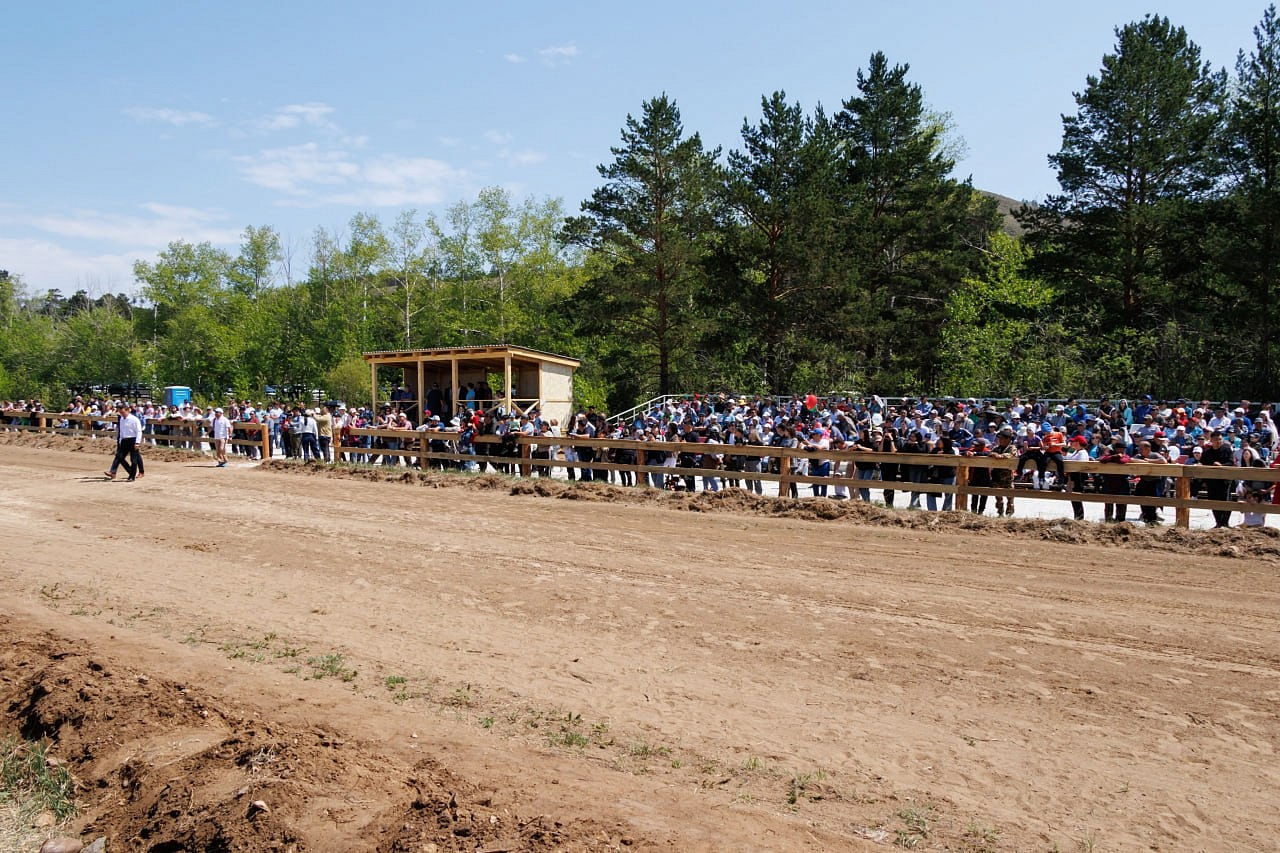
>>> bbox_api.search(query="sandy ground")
[1,439,1279,852]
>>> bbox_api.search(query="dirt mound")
[0,431,209,464]
[261,459,1280,560]
[0,621,640,852]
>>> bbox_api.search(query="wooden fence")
[6,410,1277,527]
[1,412,272,459]
[332,428,1280,528]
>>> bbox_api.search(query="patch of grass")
[0,737,76,822]
[963,821,1000,852]
[273,642,306,659]
[220,642,248,660]
[479,716,495,729]
[628,740,670,758]
[546,729,590,748]
[446,685,473,707]
[384,675,407,689]
[544,710,592,749]
[894,803,936,848]
[786,768,828,805]
[307,653,357,682]
[39,584,68,603]
[247,632,278,650]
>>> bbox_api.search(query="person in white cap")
[211,407,232,467]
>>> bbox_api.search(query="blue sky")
[2,1,1269,296]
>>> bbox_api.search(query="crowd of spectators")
[3,391,1277,526]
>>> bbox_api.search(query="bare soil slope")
[1,441,1278,851]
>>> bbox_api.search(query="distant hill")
[979,191,1038,238]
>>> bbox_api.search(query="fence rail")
[2,412,271,459]
[7,411,1276,526]
[326,429,1280,527]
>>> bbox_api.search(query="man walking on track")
[212,407,232,467]
[104,403,144,481]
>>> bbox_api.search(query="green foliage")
[563,94,722,397]
[325,356,371,407]
[939,233,1081,394]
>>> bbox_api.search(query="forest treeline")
[3,9,1280,411]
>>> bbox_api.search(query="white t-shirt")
[212,415,233,440]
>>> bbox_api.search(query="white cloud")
[29,205,241,247]
[236,143,360,192]
[505,149,546,166]
[504,52,526,64]
[124,107,216,127]
[0,236,143,294]
[235,144,466,207]
[538,44,578,65]
[483,130,513,146]
[258,102,339,132]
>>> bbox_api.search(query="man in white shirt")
[105,403,144,481]
[212,407,233,467]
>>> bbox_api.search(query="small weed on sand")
[962,821,1000,851]
[893,803,936,848]
[307,653,357,682]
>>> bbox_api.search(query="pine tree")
[714,92,841,392]
[835,52,995,389]
[1023,16,1227,334]
[563,95,720,398]
[1224,4,1280,397]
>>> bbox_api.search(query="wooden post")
[504,354,513,415]
[1175,473,1191,529]
[416,359,426,422]
[450,357,459,420]
[369,360,378,414]
[777,447,792,500]
[955,462,969,512]
[260,422,271,459]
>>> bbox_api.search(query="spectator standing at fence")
[104,403,143,481]
[988,428,1017,517]
[295,408,320,461]
[926,435,959,511]
[964,437,993,515]
[211,407,232,467]
[1098,439,1132,523]
[847,426,876,501]
[901,430,929,508]
[1200,430,1236,528]
[742,427,765,495]
[874,427,899,507]
[316,405,334,462]
[1064,435,1091,520]
[804,428,831,497]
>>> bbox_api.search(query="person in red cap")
[1064,434,1091,520]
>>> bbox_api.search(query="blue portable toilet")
[163,386,192,407]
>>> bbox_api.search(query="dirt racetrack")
[2,439,1279,852]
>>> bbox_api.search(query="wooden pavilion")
[361,345,580,425]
